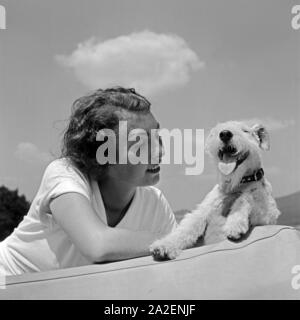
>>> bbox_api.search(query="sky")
[0,0,299,211]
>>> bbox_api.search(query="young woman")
[0,87,177,275]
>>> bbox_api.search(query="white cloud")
[240,118,295,131]
[56,30,204,96]
[15,143,52,165]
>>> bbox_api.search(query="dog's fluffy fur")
[150,121,281,260]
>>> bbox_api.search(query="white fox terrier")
[150,121,281,260]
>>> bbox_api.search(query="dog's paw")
[223,219,249,240]
[149,239,181,260]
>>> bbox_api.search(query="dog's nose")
[219,130,233,143]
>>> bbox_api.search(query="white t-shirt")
[0,158,177,276]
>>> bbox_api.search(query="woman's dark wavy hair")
[61,87,151,179]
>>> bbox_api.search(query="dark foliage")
[0,186,30,241]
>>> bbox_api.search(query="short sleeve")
[39,159,91,213]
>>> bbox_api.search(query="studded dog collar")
[241,168,264,184]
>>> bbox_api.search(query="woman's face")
[105,111,164,187]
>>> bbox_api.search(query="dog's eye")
[242,129,250,133]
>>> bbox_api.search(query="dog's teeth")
[218,162,236,175]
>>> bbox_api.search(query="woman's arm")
[50,193,159,263]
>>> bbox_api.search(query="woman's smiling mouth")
[146,165,160,174]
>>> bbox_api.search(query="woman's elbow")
[81,229,117,263]
[84,245,109,263]
[78,235,111,263]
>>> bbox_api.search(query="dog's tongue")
[218,161,236,175]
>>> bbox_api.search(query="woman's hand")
[50,192,160,263]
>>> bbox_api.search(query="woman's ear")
[251,124,270,151]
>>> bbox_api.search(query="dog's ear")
[251,124,270,150]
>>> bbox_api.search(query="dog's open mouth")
[217,146,249,175]
[218,145,238,161]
